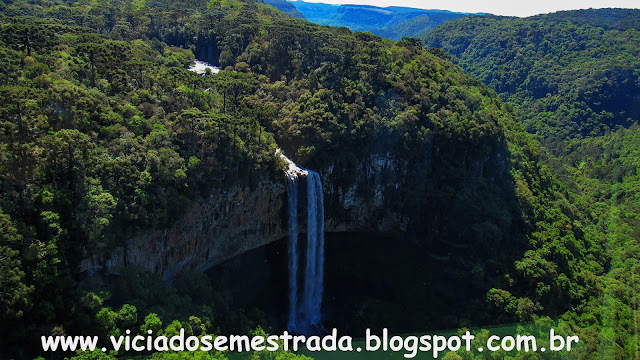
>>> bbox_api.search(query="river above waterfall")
[188,60,220,74]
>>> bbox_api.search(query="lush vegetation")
[424,11,640,146]
[425,9,640,359]
[0,1,624,360]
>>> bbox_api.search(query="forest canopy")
[0,1,627,359]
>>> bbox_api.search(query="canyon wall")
[80,152,414,280]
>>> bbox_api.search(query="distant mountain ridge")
[264,0,307,18]
[285,0,469,40]
[530,8,640,31]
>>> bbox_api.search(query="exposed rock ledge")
[80,153,410,280]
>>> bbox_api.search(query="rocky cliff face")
[80,151,419,280]
[80,180,287,280]
[323,152,411,233]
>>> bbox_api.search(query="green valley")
[0,1,635,360]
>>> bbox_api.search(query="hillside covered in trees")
[424,10,640,146]
[0,1,627,359]
[425,9,640,358]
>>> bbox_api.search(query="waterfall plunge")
[286,173,300,331]
[278,150,325,333]
[303,170,324,328]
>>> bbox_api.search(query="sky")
[290,0,640,17]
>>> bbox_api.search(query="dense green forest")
[0,0,631,359]
[425,9,640,359]
[424,10,640,145]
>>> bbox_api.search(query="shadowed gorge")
[204,231,502,335]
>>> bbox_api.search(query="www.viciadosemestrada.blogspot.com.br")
[41,328,579,358]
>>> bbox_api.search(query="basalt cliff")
[81,141,509,281]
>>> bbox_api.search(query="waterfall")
[286,174,299,331]
[278,150,325,333]
[187,59,220,75]
[304,170,324,326]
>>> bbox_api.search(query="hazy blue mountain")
[289,0,339,20]
[264,0,307,18]
[289,1,469,40]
